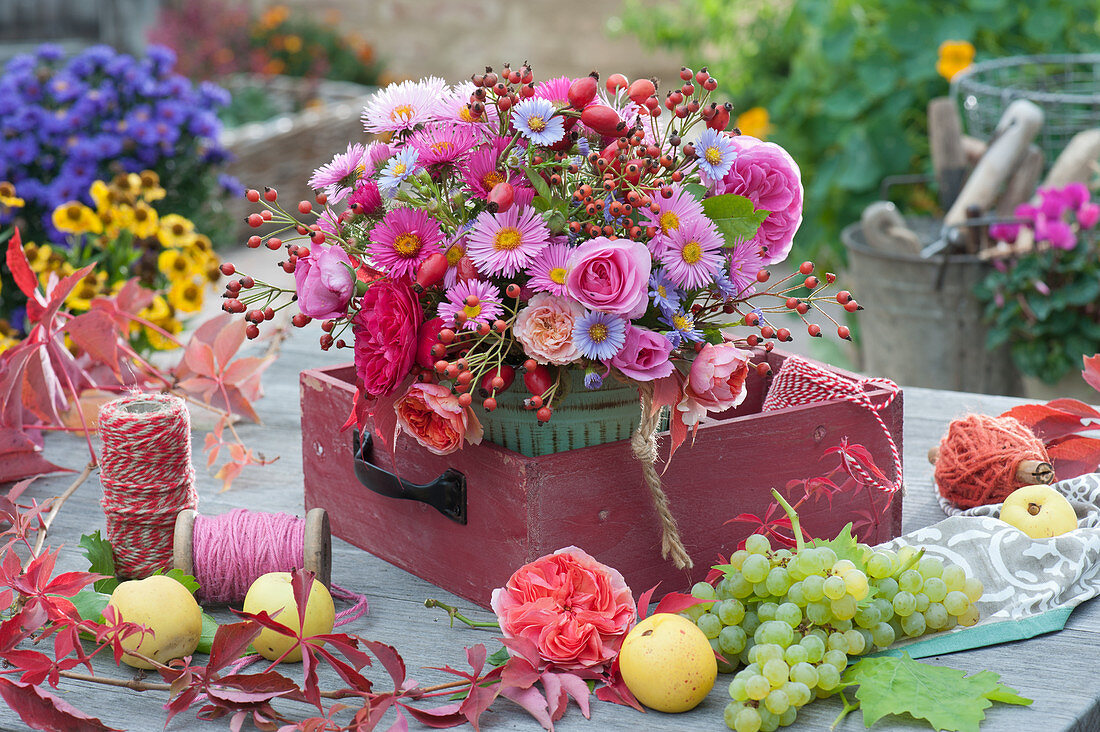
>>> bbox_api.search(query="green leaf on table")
[197,612,219,655]
[701,194,769,246]
[72,589,111,622]
[842,654,1032,732]
[152,567,201,595]
[78,531,118,594]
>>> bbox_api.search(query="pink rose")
[713,136,803,265]
[490,546,636,671]
[294,244,356,319]
[395,383,483,456]
[611,325,673,381]
[513,293,585,366]
[352,279,422,397]
[677,342,751,426]
[565,237,651,318]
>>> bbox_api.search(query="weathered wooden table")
[5,330,1098,731]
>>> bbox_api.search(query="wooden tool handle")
[927,446,1054,485]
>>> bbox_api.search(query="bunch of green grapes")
[683,533,984,732]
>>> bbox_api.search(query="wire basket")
[951,54,1100,164]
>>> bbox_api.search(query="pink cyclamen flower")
[1035,217,1076,250]
[366,207,444,281]
[1078,203,1100,230]
[610,325,674,381]
[565,237,652,318]
[396,382,483,456]
[466,206,550,278]
[713,135,803,265]
[677,342,752,426]
[352,279,423,398]
[293,244,356,320]
[490,546,636,671]
[513,293,586,366]
[659,215,724,290]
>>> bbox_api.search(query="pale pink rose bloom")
[610,325,674,381]
[395,383,483,456]
[677,342,752,426]
[490,546,636,671]
[565,237,651,318]
[513,293,585,366]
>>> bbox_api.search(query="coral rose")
[293,243,356,319]
[610,325,674,381]
[565,237,651,318]
[490,546,636,671]
[713,136,803,265]
[513,293,585,366]
[352,279,422,398]
[677,342,751,426]
[395,383,483,456]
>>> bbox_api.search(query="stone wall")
[269,0,678,85]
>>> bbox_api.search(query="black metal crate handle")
[352,431,467,525]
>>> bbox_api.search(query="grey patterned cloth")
[875,474,1100,658]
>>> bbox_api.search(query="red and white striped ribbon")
[762,356,903,489]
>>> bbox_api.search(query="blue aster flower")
[660,309,705,349]
[510,98,566,147]
[576,137,590,156]
[695,128,737,182]
[649,268,683,314]
[572,310,628,361]
[711,261,739,300]
[377,147,420,197]
[584,368,604,390]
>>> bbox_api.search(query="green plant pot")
[473,369,644,457]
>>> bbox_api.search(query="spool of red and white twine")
[99,393,198,579]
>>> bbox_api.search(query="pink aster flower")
[534,76,572,106]
[365,142,393,175]
[459,139,530,201]
[467,206,550,278]
[659,215,724,289]
[410,124,478,168]
[436,81,498,126]
[727,238,765,296]
[315,209,343,237]
[640,183,706,258]
[442,235,467,287]
[347,180,383,217]
[437,279,504,331]
[366,207,444,281]
[362,77,446,134]
[526,239,572,296]
[308,142,367,203]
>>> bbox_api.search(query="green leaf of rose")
[701,194,769,246]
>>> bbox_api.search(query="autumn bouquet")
[228,61,859,463]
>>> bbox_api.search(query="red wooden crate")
[300,351,903,608]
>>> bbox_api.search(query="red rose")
[352,279,422,398]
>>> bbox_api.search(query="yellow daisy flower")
[0,333,19,355]
[65,271,107,312]
[735,107,772,140]
[23,242,54,273]
[89,180,116,212]
[167,278,205,313]
[52,202,103,236]
[130,201,160,239]
[937,40,975,81]
[158,214,196,248]
[0,181,24,212]
[140,294,171,322]
[145,317,183,351]
[138,170,166,202]
[112,172,143,198]
[158,248,196,282]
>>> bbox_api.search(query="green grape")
[816,662,841,690]
[796,550,824,576]
[871,621,895,648]
[918,556,944,580]
[762,658,789,686]
[889,618,905,640]
[827,631,848,652]
[963,576,984,603]
[914,592,930,612]
[823,649,848,670]
[739,642,756,667]
[942,613,958,631]
[866,551,893,579]
[758,708,780,732]
[754,643,784,664]
[786,581,806,607]
[764,688,790,715]
[746,533,772,555]
[942,564,966,592]
[844,629,866,655]
[876,576,899,600]
[729,676,749,701]
[718,654,738,675]
[746,674,771,700]
[742,610,761,636]
[923,577,947,603]
[892,591,916,616]
[806,600,831,625]
[901,611,926,637]
[831,618,853,633]
[753,581,772,598]
[779,707,798,727]
[775,602,802,628]
[790,661,819,688]
[765,567,791,596]
[822,575,847,600]
[830,595,857,621]
[733,705,763,732]
[698,612,722,639]
[816,547,838,567]
[897,544,919,567]
[683,604,707,621]
[832,559,856,576]
[758,601,779,621]
[755,622,791,648]
[714,599,733,624]
[808,628,829,644]
[958,604,980,627]
[729,573,756,599]
[716,578,735,600]
[775,548,793,561]
[801,574,825,602]
[742,554,771,583]
[924,602,948,630]
[844,570,870,600]
[783,681,813,707]
[898,569,923,593]
[943,590,970,616]
[692,581,717,600]
[854,603,881,629]
[729,549,750,570]
[719,599,748,625]
[872,597,895,623]
[799,634,825,663]
[725,700,746,730]
[783,644,808,665]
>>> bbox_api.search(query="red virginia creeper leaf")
[1083,355,1100,395]
[0,676,121,731]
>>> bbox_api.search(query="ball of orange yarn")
[934,414,1050,509]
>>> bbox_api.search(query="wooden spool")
[173,508,332,593]
[927,445,1055,486]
